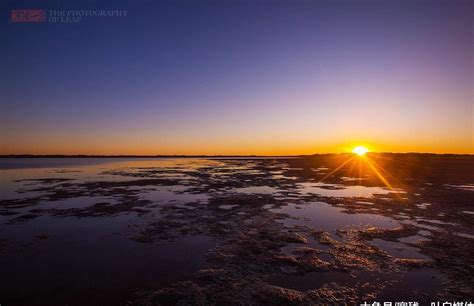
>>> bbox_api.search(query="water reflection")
[298,182,405,198]
[369,238,429,259]
[233,186,281,194]
[271,202,398,231]
[0,212,214,305]
[0,156,469,304]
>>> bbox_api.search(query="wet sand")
[0,154,473,305]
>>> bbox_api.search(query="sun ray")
[348,156,358,173]
[318,155,356,183]
[315,146,405,197]
[364,157,393,189]
[365,156,407,193]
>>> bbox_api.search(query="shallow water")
[140,186,209,205]
[0,158,223,304]
[298,182,405,198]
[269,270,356,291]
[1,156,472,304]
[0,213,214,305]
[233,186,281,194]
[271,202,399,231]
[269,267,442,303]
[39,195,118,210]
[369,238,429,260]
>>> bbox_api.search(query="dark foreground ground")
[0,154,473,305]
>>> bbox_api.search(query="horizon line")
[1,152,473,158]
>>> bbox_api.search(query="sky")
[1,0,472,155]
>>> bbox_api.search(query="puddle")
[415,218,457,226]
[269,271,355,292]
[271,202,399,231]
[315,167,330,171]
[140,186,209,204]
[272,174,298,180]
[233,186,280,194]
[401,220,442,232]
[369,238,430,260]
[415,203,431,209]
[39,196,117,210]
[0,214,214,305]
[298,182,404,198]
[341,176,366,182]
[280,236,330,255]
[395,214,411,219]
[445,184,474,191]
[397,235,430,244]
[269,267,441,303]
[356,201,373,205]
[453,232,474,239]
[378,268,442,303]
[219,204,238,210]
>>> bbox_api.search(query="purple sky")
[1,0,472,154]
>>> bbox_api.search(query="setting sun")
[352,146,369,156]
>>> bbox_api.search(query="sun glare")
[353,146,369,156]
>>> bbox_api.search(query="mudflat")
[0,154,473,305]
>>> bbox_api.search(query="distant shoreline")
[0,153,472,158]
[0,155,299,158]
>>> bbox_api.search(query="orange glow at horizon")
[1,139,472,156]
[0,128,472,156]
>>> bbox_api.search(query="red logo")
[11,10,45,22]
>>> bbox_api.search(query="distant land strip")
[0,153,472,158]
